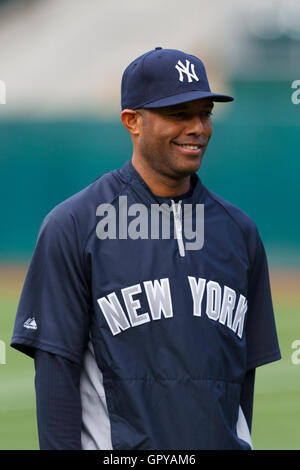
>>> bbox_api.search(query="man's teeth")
[178,144,200,150]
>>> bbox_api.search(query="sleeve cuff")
[10,336,83,366]
[246,349,281,370]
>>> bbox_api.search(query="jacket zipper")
[171,200,185,257]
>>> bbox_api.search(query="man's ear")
[121,109,143,136]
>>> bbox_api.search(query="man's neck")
[131,157,191,198]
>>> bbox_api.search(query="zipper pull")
[171,200,185,257]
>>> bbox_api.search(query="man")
[11,47,281,450]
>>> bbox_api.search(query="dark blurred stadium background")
[0,0,299,450]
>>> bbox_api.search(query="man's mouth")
[174,143,201,150]
[172,141,205,152]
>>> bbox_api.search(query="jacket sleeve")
[245,227,281,370]
[11,210,91,365]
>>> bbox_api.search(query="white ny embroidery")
[175,60,199,83]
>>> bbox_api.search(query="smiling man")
[123,98,213,194]
[11,47,281,450]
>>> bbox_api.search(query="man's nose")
[186,115,205,135]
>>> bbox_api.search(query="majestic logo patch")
[23,317,37,330]
[175,59,199,83]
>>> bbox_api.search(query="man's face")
[136,98,213,179]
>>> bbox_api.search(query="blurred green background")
[1,0,300,451]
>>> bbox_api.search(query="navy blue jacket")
[11,159,281,450]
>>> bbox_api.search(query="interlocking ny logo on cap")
[175,60,199,83]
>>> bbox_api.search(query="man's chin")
[175,158,203,177]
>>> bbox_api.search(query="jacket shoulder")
[203,186,260,263]
[38,168,126,249]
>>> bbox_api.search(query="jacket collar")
[118,159,204,205]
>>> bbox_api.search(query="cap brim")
[139,90,234,109]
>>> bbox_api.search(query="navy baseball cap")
[121,47,234,110]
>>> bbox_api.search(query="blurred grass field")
[0,265,299,450]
